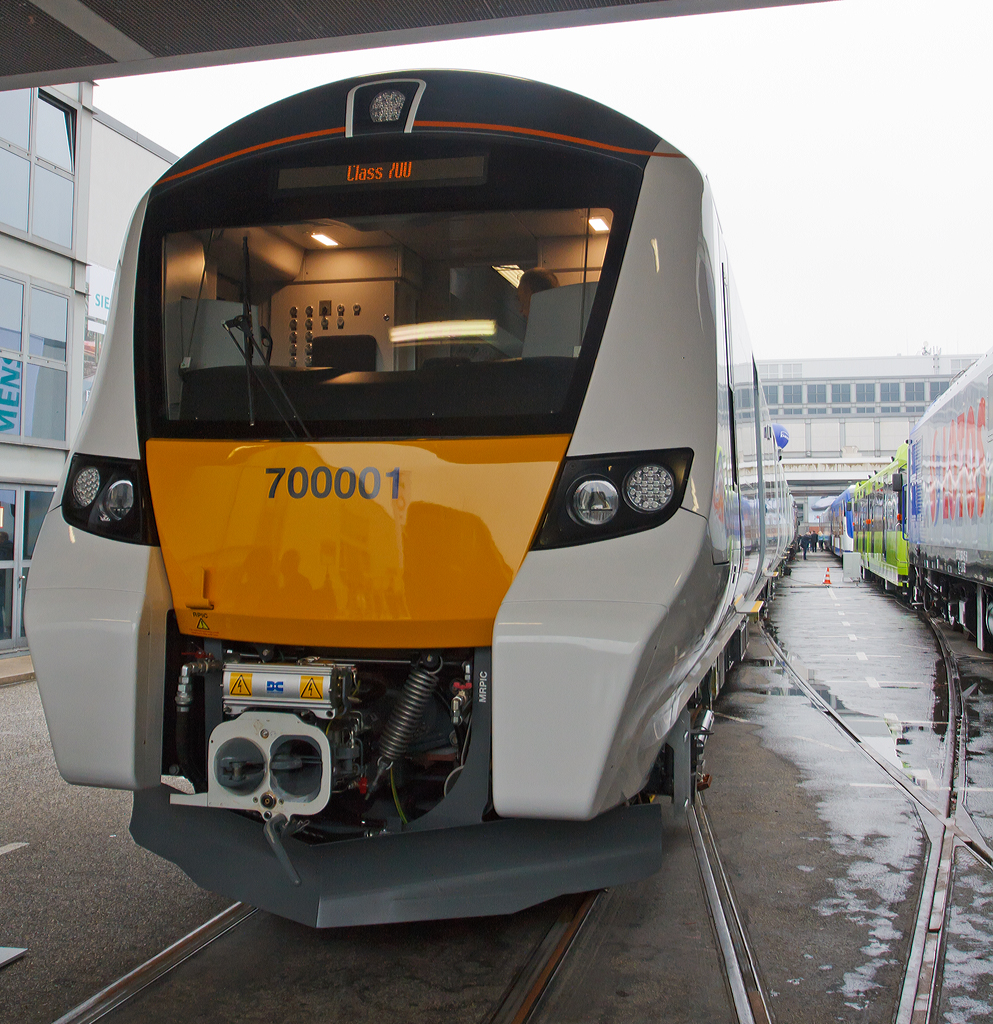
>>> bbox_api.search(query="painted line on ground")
[795,735,848,753]
[857,652,868,661]
[866,677,880,688]
[0,842,28,857]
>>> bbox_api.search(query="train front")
[25,72,722,926]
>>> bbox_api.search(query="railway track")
[49,888,604,1024]
[49,805,768,1024]
[764,614,993,1024]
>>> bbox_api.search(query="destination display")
[278,155,487,191]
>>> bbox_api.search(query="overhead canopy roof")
[4,0,827,91]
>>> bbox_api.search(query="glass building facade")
[0,83,174,649]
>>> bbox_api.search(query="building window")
[905,381,925,403]
[763,384,778,405]
[0,276,67,443]
[35,94,74,173]
[807,383,826,404]
[809,407,827,415]
[0,89,31,150]
[832,383,851,403]
[0,90,75,250]
[856,383,875,403]
[0,149,29,232]
[880,382,901,403]
[930,380,949,400]
[783,384,802,405]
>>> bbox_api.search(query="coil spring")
[379,661,440,763]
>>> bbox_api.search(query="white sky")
[92,0,993,363]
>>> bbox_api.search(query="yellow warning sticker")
[300,676,323,700]
[195,616,211,631]
[229,673,253,697]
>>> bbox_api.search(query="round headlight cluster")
[624,464,674,513]
[570,478,619,526]
[104,479,135,520]
[71,466,101,508]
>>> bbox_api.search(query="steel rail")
[764,622,953,1024]
[763,615,992,1024]
[51,903,256,1024]
[689,803,768,1024]
[485,891,600,1024]
[50,885,594,1024]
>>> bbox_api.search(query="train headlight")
[533,448,693,549]
[71,466,101,508]
[570,478,619,526]
[61,454,157,545]
[624,465,674,513]
[103,479,135,521]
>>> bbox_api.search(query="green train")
[852,442,909,592]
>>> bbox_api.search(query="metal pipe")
[175,657,220,792]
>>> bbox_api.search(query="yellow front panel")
[145,436,569,648]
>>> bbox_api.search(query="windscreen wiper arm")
[224,236,312,439]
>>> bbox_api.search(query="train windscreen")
[140,141,641,439]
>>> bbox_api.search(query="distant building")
[758,353,981,461]
[0,83,175,650]
[759,353,984,529]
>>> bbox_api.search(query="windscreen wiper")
[223,236,312,440]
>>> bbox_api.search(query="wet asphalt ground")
[2,548,991,1022]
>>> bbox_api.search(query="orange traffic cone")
[823,568,831,585]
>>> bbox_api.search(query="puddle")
[725,687,925,1014]
[763,586,952,812]
[962,675,993,847]
[937,847,993,1023]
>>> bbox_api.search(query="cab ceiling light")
[588,217,610,233]
[390,320,497,345]
[311,233,338,247]
[493,265,524,288]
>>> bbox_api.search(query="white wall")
[86,120,170,271]
[810,420,840,453]
[880,418,912,450]
[845,419,875,452]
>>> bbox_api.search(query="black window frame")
[135,133,644,444]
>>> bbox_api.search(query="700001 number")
[266,466,400,500]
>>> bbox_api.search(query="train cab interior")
[159,208,612,430]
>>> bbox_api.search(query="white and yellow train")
[25,71,791,926]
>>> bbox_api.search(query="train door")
[0,484,53,651]
[716,255,743,616]
[723,256,760,601]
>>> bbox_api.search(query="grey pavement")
[0,678,229,1024]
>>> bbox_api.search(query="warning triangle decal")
[229,673,252,697]
[195,616,210,631]
[300,677,323,700]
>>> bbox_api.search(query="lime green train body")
[853,442,909,590]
